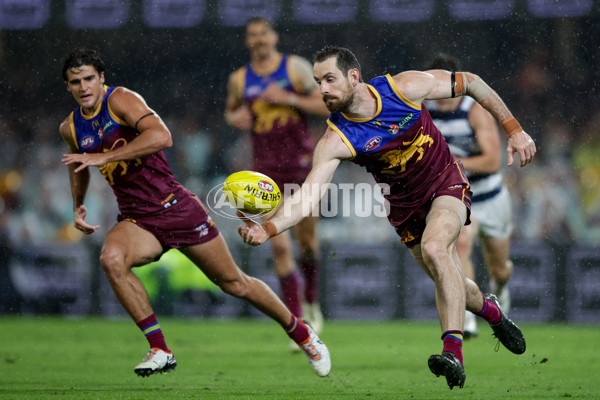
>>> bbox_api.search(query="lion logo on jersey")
[378,127,433,174]
[251,100,300,134]
[99,138,142,185]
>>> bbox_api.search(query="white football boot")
[134,348,177,377]
[299,324,331,377]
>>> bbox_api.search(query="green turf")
[0,316,597,399]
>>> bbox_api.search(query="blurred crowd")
[1,14,599,253]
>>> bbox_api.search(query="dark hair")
[62,47,105,81]
[427,53,461,71]
[313,46,363,82]
[246,16,275,31]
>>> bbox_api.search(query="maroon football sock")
[284,316,310,344]
[442,330,464,364]
[136,314,170,352]
[476,293,502,325]
[299,259,320,304]
[280,270,302,317]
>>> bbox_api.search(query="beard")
[323,91,355,113]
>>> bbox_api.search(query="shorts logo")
[194,223,209,237]
[363,136,382,152]
[258,180,274,193]
[81,135,95,148]
[163,197,179,208]
[401,230,416,244]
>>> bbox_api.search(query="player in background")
[224,17,330,345]
[238,46,535,389]
[426,54,514,339]
[59,47,330,378]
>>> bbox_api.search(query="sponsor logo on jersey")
[388,112,415,135]
[247,85,262,97]
[81,135,95,148]
[258,180,274,192]
[100,119,114,138]
[388,124,400,135]
[363,136,382,152]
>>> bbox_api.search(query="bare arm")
[455,103,501,174]
[393,69,536,167]
[59,119,99,234]
[238,127,352,245]
[61,88,173,173]
[224,68,253,130]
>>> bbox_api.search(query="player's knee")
[420,239,453,278]
[99,246,127,277]
[219,276,251,299]
[420,238,445,264]
[491,259,513,284]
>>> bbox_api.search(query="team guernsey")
[239,54,314,185]
[69,86,186,217]
[327,74,471,245]
[68,86,218,247]
[427,96,504,203]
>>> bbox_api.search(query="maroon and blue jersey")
[238,54,314,180]
[68,86,186,217]
[327,75,471,246]
[328,74,460,206]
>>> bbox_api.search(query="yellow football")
[223,171,281,214]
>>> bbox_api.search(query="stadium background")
[0,0,599,323]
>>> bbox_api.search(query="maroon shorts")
[117,190,219,251]
[388,162,472,248]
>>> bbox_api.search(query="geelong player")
[224,17,330,346]
[426,54,515,339]
[238,46,534,389]
[59,47,330,378]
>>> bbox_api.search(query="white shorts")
[471,185,513,240]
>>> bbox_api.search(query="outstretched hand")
[507,131,536,167]
[62,152,109,173]
[73,205,100,234]
[236,211,269,246]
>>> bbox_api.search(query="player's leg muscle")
[182,234,291,324]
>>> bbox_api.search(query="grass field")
[0,316,598,399]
